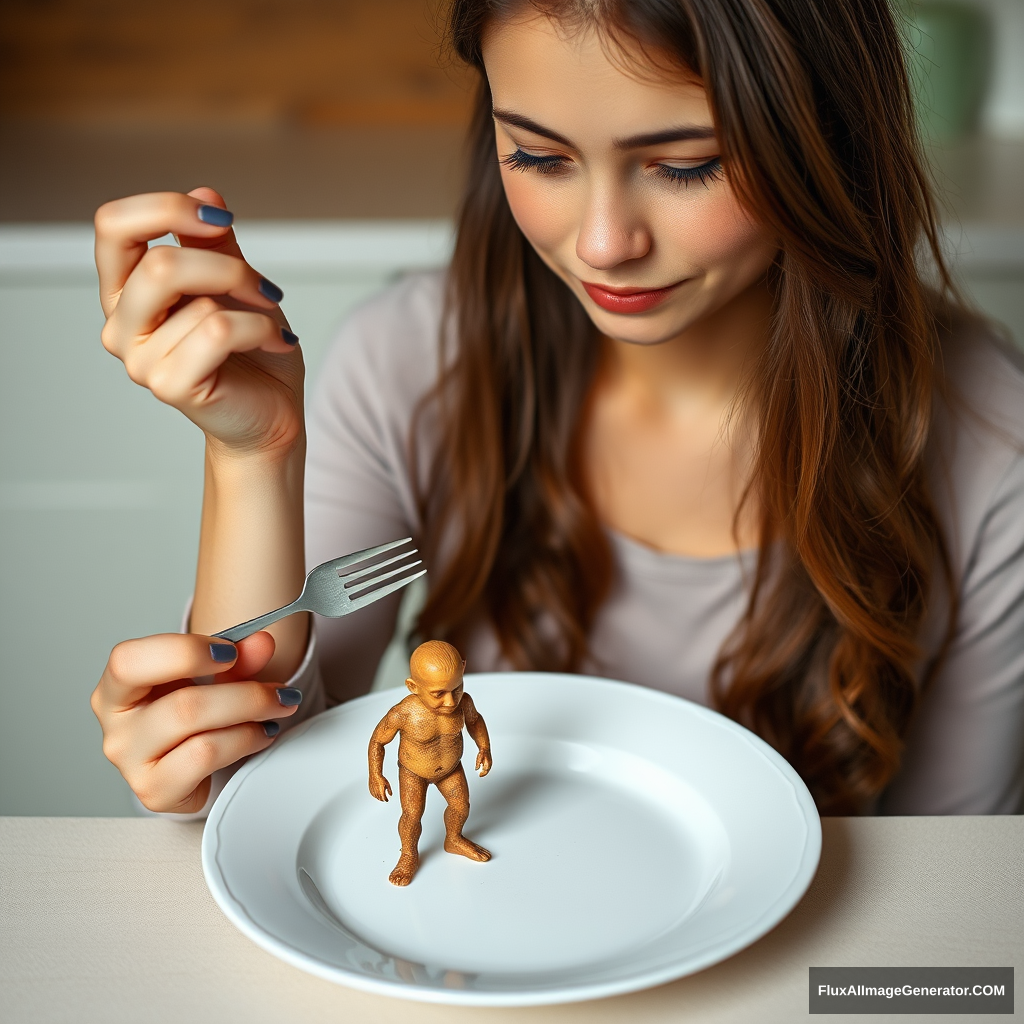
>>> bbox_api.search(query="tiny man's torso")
[395,695,465,779]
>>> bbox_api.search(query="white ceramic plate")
[203,672,821,1006]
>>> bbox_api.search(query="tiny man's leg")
[437,764,490,862]
[391,766,428,886]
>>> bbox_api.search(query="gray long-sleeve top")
[293,270,1024,815]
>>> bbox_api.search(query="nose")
[574,182,652,270]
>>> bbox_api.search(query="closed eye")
[501,148,567,174]
[654,157,724,188]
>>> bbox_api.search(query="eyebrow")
[492,108,716,150]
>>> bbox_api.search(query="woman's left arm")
[882,453,1024,814]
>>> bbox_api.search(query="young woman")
[90,0,1024,818]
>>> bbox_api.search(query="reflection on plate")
[203,672,820,1006]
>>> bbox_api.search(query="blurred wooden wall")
[0,0,475,127]
[0,1,476,219]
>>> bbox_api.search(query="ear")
[405,677,418,694]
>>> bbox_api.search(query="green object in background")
[902,1,992,142]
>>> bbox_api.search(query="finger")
[131,680,299,762]
[96,634,241,713]
[115,294,223,382]
[94,191,239,316]
[136,721,277,812]
[141,310,298,407]
[187,629,277,686]
[177,187,247,261]
[385,779,393,796]
[216,630,276,682]
[104,246,283,354]
[122,301,296,396]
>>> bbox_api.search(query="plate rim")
[203,670,822,1007]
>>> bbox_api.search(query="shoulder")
[305,269,448,514]
[311,269,447,417]
[931,310,1024,572]
[389,694,420,721]
[938,309,1024,446]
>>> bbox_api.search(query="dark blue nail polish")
[197,205,234,227]
[276,687,303,707]
[258,277,284,303]
[209,642,237,663]
[281,328,299,345]
[263,721,281,737]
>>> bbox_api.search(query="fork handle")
[212,597,307,643]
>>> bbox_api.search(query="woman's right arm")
[91,187,311,811]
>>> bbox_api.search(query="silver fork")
[212,537,425,643]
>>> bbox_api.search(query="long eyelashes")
[501,149,565,174]
[501,148,724,188]
[654,157,724,188]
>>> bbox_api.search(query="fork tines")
[339,539,425,613]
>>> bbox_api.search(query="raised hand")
[94,187,304,458]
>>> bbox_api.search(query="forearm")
[191,438,308,681]
[368,740,386,778]
[468,719,490,753]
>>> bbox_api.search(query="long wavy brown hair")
[414,0,958,814]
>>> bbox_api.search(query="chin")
[588,308,698,346]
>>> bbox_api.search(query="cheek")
[500,170,575,255]
[663,184,775,273]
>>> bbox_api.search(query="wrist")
[205,430,306,476]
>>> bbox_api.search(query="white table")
[1,816,1021,1023]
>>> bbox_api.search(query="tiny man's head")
[406,640,466,715]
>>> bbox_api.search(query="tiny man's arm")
[462,693,492,777]
[368,707,402,801]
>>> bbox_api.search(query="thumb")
[218,630,277,681]
[177,186,246,260]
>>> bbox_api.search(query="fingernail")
[263,721,281,737]
[276,687,303,707]
[209,642,237,663]
[281,328,299,345]
[259,277,284,303]
[197,205,234,227]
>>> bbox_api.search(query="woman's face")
[482,13,778,347]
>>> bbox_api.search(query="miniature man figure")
[368,640,492,886]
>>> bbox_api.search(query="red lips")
[582,281,678,314]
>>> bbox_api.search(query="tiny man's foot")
[444,835,491,862]
[389,852,419,886]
